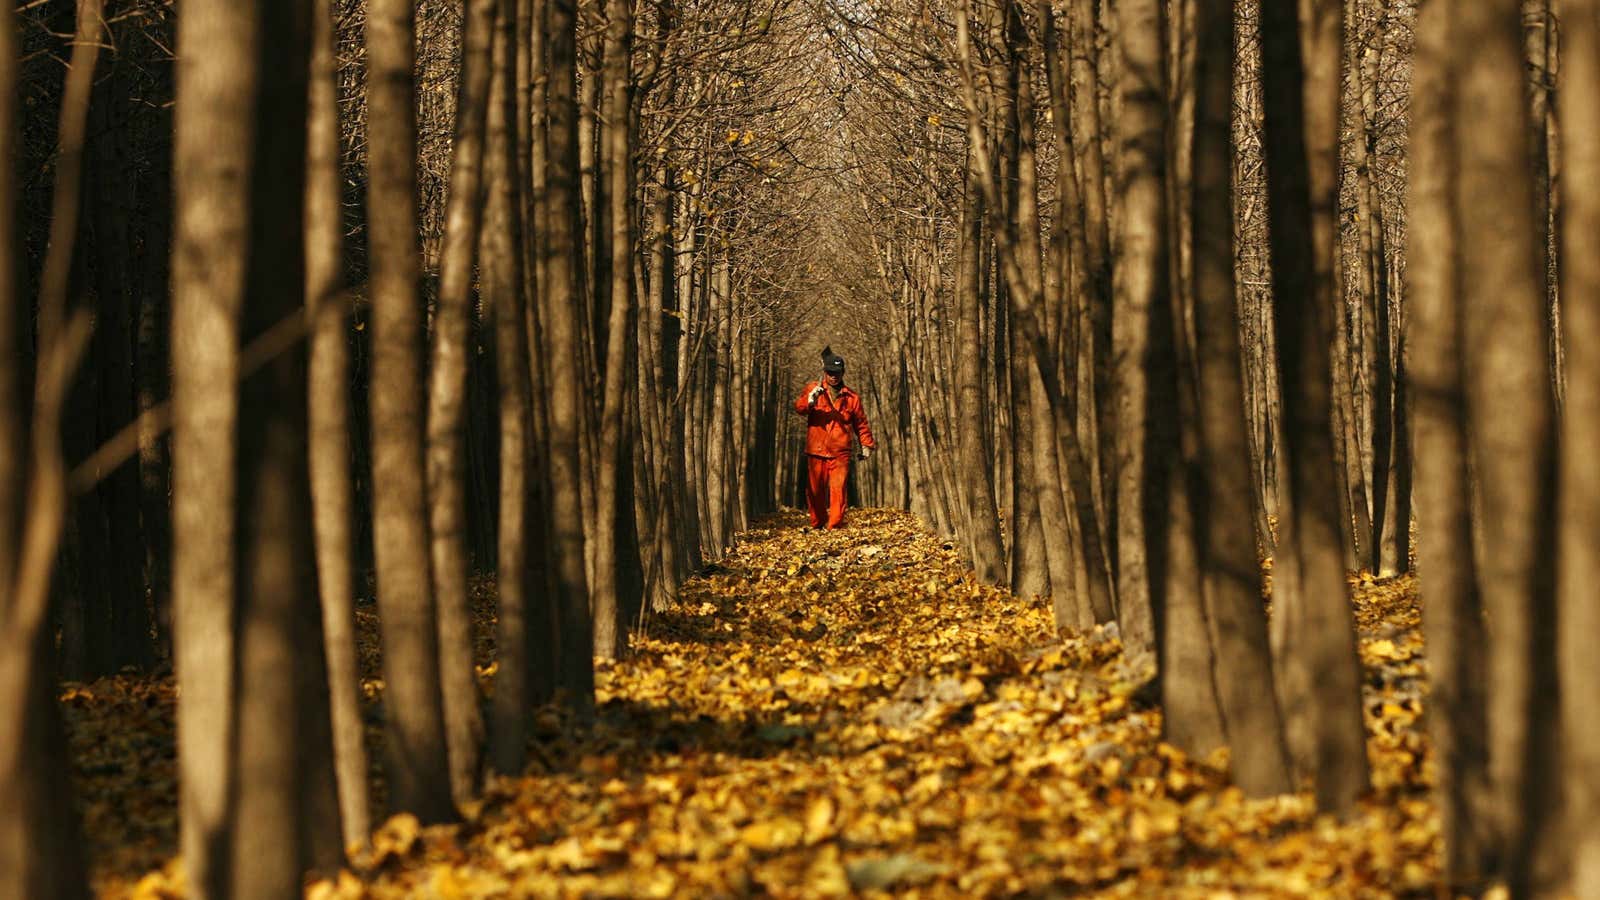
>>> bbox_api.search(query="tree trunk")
[367,0,457,823]
[1189,0,1293,798]
[1258,0,1369,816]
[306,0,369,852]
[1070,0,1115,548]
[1559,0,1600,894]
[955,163,1006,585]
[1108,0,1167,666]
[485,0,536,775]
[1408,3,1490,884]
[427,0,497,808]
[1453,0,1562,892]
[0,2,90,894]
[544,0,597,709]
[230,0,323,877]
[591,0,639,659]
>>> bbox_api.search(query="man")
[794,346,876,529]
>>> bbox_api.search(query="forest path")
[327,508,1436,898]
[81,509,1437,898]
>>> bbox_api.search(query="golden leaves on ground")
[79,510,1439,897]
[316,510,1438,897]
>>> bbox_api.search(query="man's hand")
[859,445,873,460]
[808,383,824,404]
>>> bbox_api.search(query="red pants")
[806,454,851,528]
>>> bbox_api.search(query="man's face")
[826,371,843,388]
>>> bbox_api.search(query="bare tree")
[1258,0,1369,816]
[367,0,457,822]
[307,0,370,851]
[426,0,497,807]
[1559,0,1600,893]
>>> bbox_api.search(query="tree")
[171,0,342,893]
[1186,0,1293,798]
[1408,0,1489,884]
[1558,0,1600,892]
[0,2,92,894]
[1258,0,1369,815]
[1452,0,1561,891]
[366,0,457,822]
[543,0,597,706]
[426,0,497,807]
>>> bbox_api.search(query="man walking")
[794,347,876,529]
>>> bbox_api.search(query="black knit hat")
[821,345,845,374]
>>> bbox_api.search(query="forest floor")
[71,508,1436,898]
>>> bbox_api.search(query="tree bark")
[1070,0,1116,548]
[591,0,640,659]
[1559,1,1600,894]
[230,0,322,875]
[0,3,90,895]
[1258,0,1370,816]
[306,0,369,853]
[367,0,457,823]
[427,0,497,808]
[1453,0,1562,891]
[485,0,536,775]
[1189,0,1293,798]
[1408,2,1490,883]
[171,0,245,886]
[955,161,1006,585]
[1107,0,1167,667]
[544,0,597,709]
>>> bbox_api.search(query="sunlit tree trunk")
[955,161,1006,585]
[367,0,456,822]
[591,0,640,659]
[1070,0,1115,546]
[171,0,244,885]
[426,0,497,808]
[1558,0,1600,894]
[0,2,89,895]
[1107,0,1167,665]
[305,0,369,852]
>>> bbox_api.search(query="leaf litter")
[72,508,1438,897]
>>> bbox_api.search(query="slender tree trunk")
[1042,0,1114,626]
[955,163,1006,585]
[1071,0,1116,548]
[427,0,497,808]
[1190,0,1293,798]
[522,0,561,706]
[1108,0,1167,666]
[591,0,638,659]
[230,2,322,887]
[1453,1,1562,891]
[1559,0,1600,893]
[1258,0,1369,816]
[367,0,456,823]
[1408,4,1490,884]
[544,0,596,709]
[306,0,369,853]
[486,0,535,774]
[0,0,18,648]
[0,3,89,895]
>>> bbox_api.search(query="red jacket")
[795,381,876,459]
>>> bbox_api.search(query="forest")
[0,0,1593,896]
